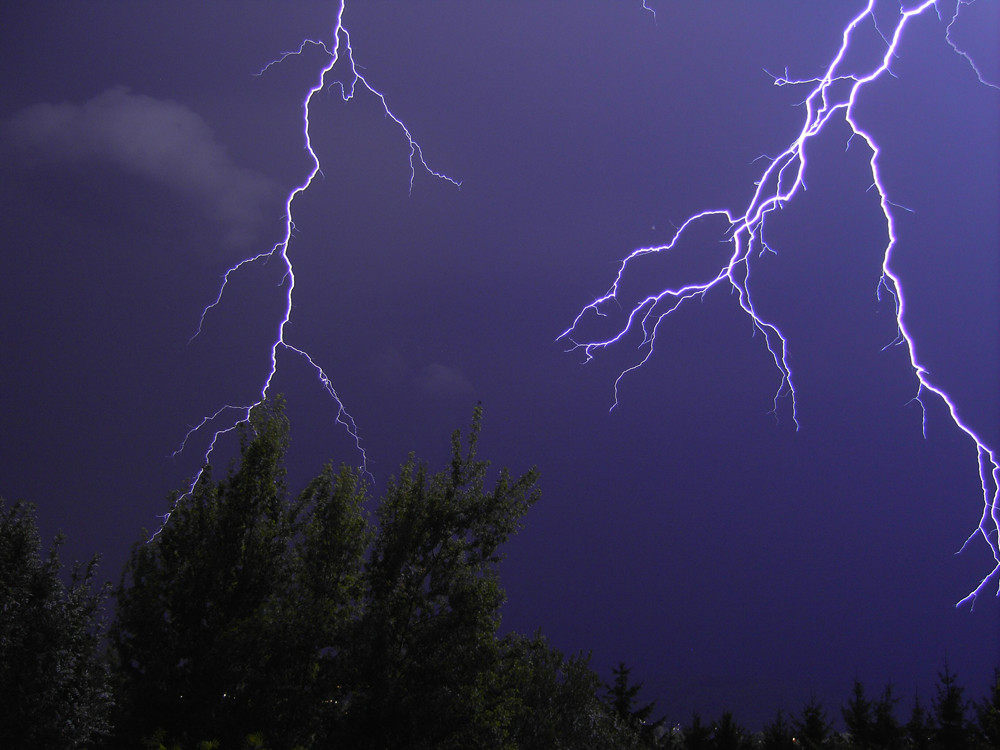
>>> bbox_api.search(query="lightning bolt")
[159,2,459,534]
[560,0,998,606]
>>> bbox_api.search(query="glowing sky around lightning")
[561,0,999,607]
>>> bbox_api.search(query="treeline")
[1,401,998,749]
[659,669,1000,749]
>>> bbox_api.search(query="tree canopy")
[108,400,649,749]
[0,500,113,749]
[4,400,1000,749]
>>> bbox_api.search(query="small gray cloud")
[415,362,476,399]
[372,347,476,399]
[5,86,278,247]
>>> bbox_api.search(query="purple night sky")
[2,1,997,728]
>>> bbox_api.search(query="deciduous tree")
[0,500,112,749]
[111,399,309,748]
[330,406,540,748]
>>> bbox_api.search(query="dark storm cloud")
[4,86,278,248]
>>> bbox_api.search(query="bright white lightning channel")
[561,0,998,606]
[162,2,459,533]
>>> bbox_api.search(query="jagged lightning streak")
[159,2,458,533]
[560,0,998,606]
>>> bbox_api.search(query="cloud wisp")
[374,347,476,400]
[5,86,278,248]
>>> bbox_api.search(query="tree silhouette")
[0,500,113,748]
[932,665,969,749]
[906,695,934,750]
[109,401,650,748]
[681,712,713,750]
[713,711,750,750]
[760,709,795,750]
[974,668,1000,748]
[331,405,540,748]
[605,661,663,742]
[13,398,1000,749]
[794,695,831,749]
[111,399,310,748]
[843,680,875,748]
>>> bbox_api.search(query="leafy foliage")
[485,632,647,750]
[109,401,649,749]
[330,406,541,748]
[0,499,113,749]
[111,399,310,748]
[9,399,1000,749]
